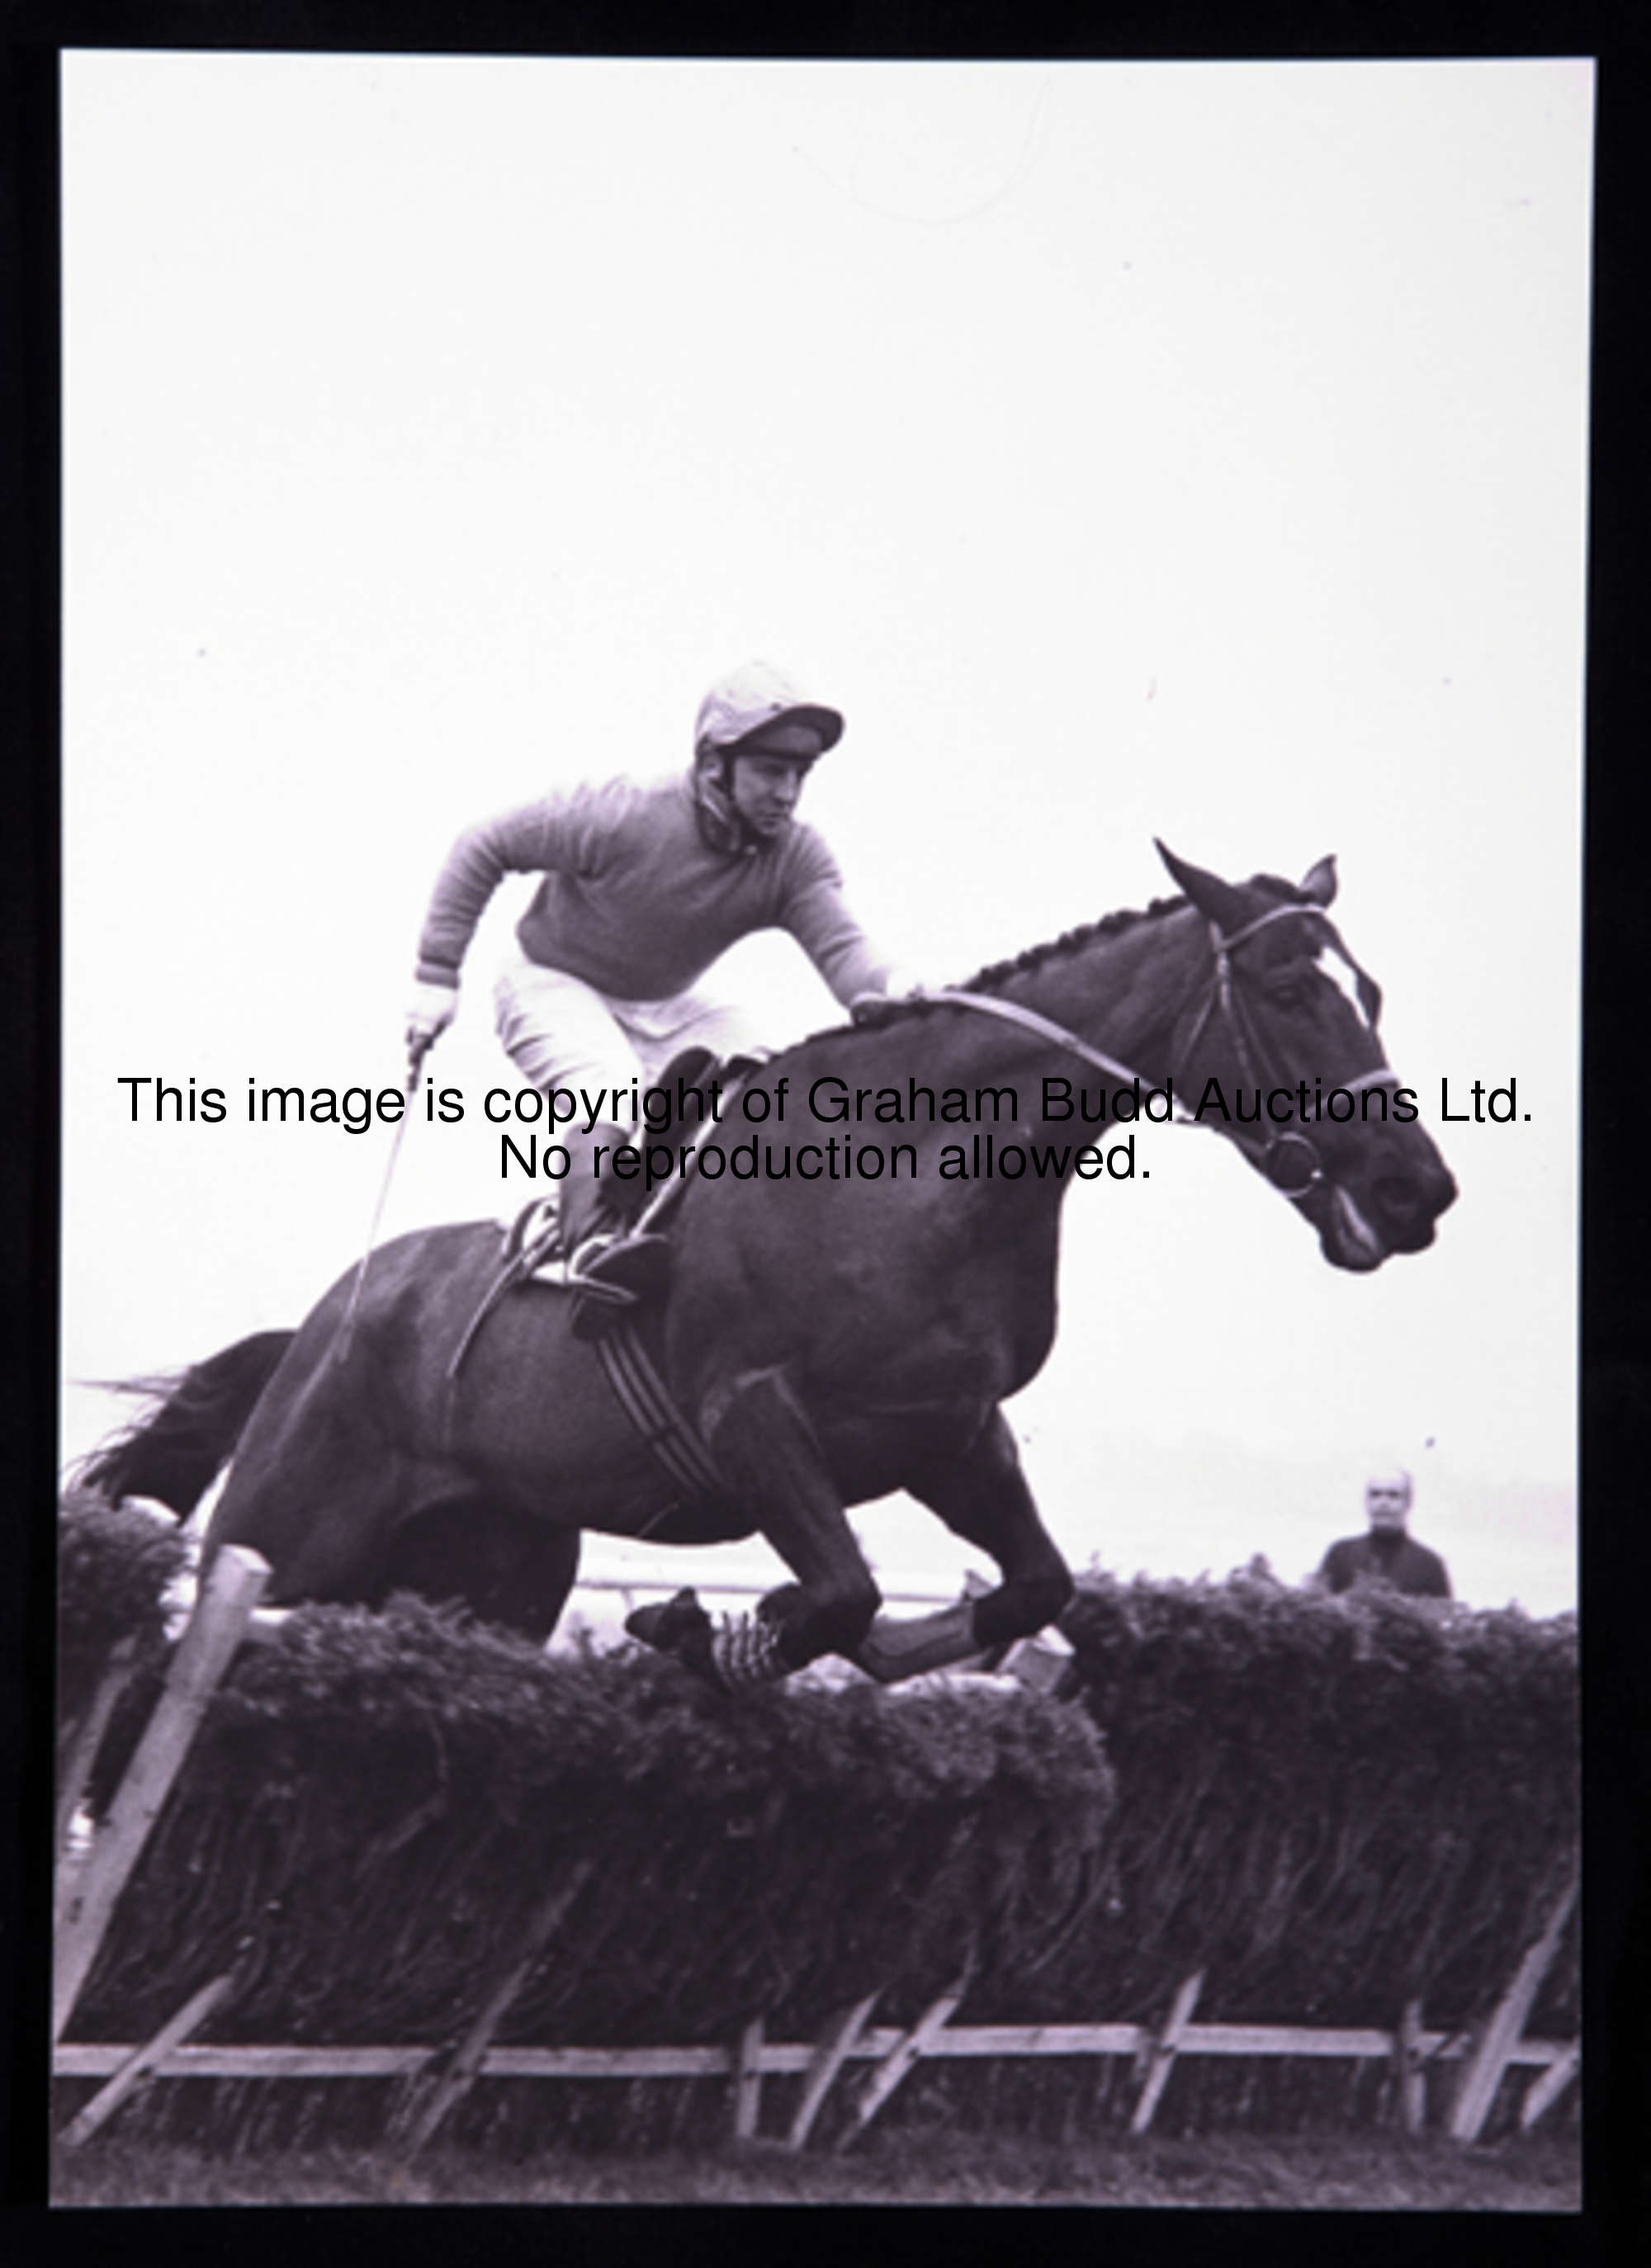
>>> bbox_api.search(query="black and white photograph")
[50,53,1588,2208]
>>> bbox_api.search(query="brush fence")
[54,1502,1579,2153]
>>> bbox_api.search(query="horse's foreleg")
[887,1407,1073,1670]
[849,1598,982,1685]
[698,1368,881,1677]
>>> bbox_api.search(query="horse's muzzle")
[1371,1162,1459,1250]
[1308,1154,1458,1269]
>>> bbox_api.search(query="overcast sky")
[60,54,1592,1618]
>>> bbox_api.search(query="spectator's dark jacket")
[1317,1530,1452,1599]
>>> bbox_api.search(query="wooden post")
[1518,2043,1580,2131]
[58,1970,236,2148]
[54,1547,269,2044]
[785,1992,879,2151]
[1448,1869,1578,2143]
[393,1856,596,2157]
[731,2015,765,2141]
[1394,1997,1427,2134]
[838,1972,969,2148]
[54,1635,140,1867]
[1129,1970,1204,2135]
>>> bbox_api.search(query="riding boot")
[560,1122,672,1339]
[651,1047,719,1136]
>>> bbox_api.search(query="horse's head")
[1155,842,1456,1272]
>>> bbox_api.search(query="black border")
[2,19,62,2238]
[5,14,1644,2265]
[1577,31,1651,2266]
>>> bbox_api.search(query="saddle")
[448,1046,756,1374]
[443,1049,749,1533]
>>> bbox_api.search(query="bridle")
[865,899,1400,1206]
[1166,901,1397,1199]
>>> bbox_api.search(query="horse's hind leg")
[377,1507,580,1645]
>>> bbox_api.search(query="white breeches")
[492,957,763,1098]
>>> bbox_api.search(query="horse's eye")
[1270,980,1308,1009]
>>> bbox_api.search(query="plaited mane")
[778,893,1192,1067]
[917,874,1308,1002]
[777,872,1313,1070]
[957,892,1189,995]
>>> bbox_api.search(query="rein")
[452,900,1398,1508]
[859,901,1399,1203]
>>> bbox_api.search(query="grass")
[52,2124,1581,2209]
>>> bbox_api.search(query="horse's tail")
[73,1329,296,1519]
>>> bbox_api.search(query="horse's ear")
[1154,840,1249,936]
[1299,854,1337,908]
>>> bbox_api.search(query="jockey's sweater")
[415,772,891,1008]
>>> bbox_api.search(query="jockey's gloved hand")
[882,966,928,1001]
[849,969,926,1027]
[405,981,458,1059]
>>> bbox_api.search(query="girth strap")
[595,1318,726,1517]
[442,1220,726,1528]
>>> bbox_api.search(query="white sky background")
[61,55,1591,1619]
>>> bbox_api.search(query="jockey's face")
[726,748,813,839]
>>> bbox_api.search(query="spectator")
[1314,1469,1452,1598]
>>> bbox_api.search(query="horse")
[83,843,1455,1690]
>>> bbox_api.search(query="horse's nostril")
[1374,1176,1422,1224]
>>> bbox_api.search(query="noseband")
[1167,904,1398,1199]
[863,900,1399,1205]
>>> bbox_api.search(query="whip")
[334,1042,428,1364]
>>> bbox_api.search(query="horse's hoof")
[626,1587,717,1677]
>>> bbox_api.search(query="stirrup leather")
[563,1232,644,1312]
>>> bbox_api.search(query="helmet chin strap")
[691,757,752,853]
[693,748,808,854]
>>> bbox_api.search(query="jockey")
[406,661,901,1334]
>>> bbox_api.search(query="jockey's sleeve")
[779,835,895,1008]
[414,793,598,985]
